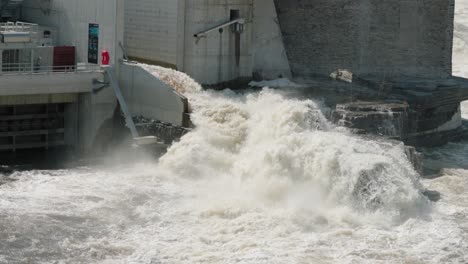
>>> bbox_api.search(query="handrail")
[0,63,102,75]
[0,21,38,32]
[0,21,39,43]
[194,18,245,39]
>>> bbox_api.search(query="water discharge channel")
[0,67,467,263]
[1,1,468,263]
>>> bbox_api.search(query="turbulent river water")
[2,4,468,264]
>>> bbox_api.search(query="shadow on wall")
[274,0,455,80]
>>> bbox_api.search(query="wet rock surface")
[332,101,409,138]
[422,190,442,202]
[331,98,468,147]
[0,166,16,186]
[133,116,190,145]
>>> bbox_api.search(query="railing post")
[30,48,34,73]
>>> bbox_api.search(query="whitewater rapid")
[1,65,467,263]
[1,1,468,263]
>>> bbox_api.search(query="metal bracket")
[92,78,109,94]
[194,18,245,39]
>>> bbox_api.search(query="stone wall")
[275,0,455,80]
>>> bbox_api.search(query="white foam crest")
[453,0,468,77]
[155,80,427,223]
[139,63,202,94]
[461,100,468,119]
[1,65,466,263]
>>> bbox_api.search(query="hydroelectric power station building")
[0,0,467,154]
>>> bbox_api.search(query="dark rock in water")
[404,146,423,175]
[0,166,16,186]
[133,116,191,145]
[331,98,468,148]
[0,166,14,175]
[422,190,441,202]
[332,101,409,138]
[352,163,387,210]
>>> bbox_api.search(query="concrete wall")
[124,0,184,69]
[77,87,116,152]
[19,0,125,152]
[119,62,188,126]
[275,0,455,80]
[0,71,100,96]
[124,0,255,84]
[21,0,124,66]
[183,0,253,84]
[252,0,291,80]
[124,0,294,84]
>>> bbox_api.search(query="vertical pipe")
[30,48,34,73]
[218,29,223,83]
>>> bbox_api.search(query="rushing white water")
[1,2,468,264]
[454,0,468,78]
[0,66,467,263]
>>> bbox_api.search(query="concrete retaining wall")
[251,0,291,80]
[0,72,100,96]
[124,0,183,68]
[123,0,294,84]
[119,62,188,126]
[183,0,253,84]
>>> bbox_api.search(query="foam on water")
[2,1,468,262]
[1,65,467,263]
[454,0,468,77]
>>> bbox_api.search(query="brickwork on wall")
[275,0,455,80]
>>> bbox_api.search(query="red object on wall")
[101,49,110,65]
[53,46,76,71]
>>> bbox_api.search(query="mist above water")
[2,64,467,263]
[1,1,468,262]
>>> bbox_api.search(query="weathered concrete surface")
[184,0,254,84]
[252,0,291,80]
[274,0,454,79]
[0,72,101,96]
[124,0,183,69]
[332,101,409,138]
[331,98,467,147]
[124,0,295,85]
[305,73,468,147]
[21,0,124,66]
[119,62,189,127]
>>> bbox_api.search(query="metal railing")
[193,18,245,39]
[0,21,39,43]
[0,62,102,75]
[0,21,38,32]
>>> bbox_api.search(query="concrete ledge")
[0,72,101,96]
[119,62,189,127]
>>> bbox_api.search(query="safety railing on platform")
[0,21,39,43]
[0,63,102,75]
